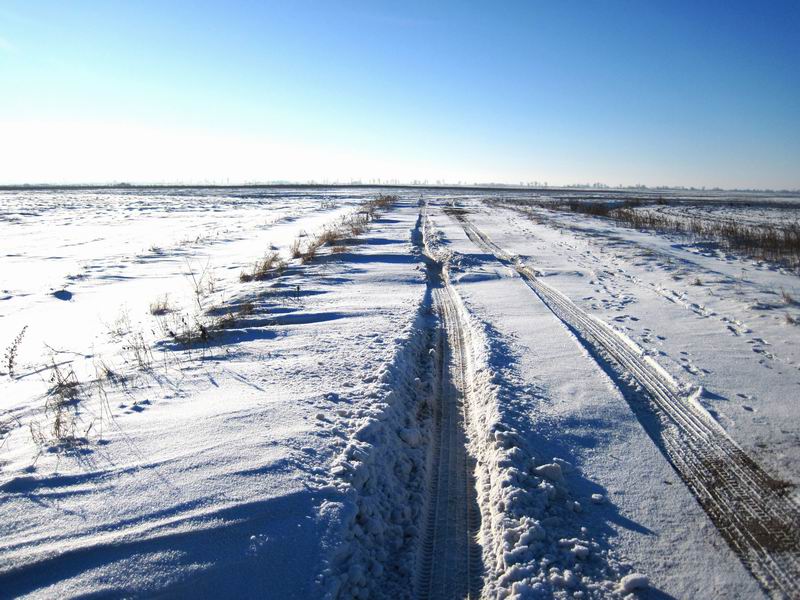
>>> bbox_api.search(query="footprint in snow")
[51,289,73,301]
[123,399,151,414]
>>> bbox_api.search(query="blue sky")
[1,1,798,188]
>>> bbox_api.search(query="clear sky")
[1,1,798,188]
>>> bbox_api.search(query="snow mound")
[320,297,437,599]
[618,572,649,593]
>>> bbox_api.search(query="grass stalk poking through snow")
[29,360,85,450]
[4,325,28,378]
[239,250,287,282]
[149,294,171,316]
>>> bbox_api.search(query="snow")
[0,188,428,597]
[470,198,800,495]
[425,202,769,598]
[618,572,649,593]
[533,463,564,483]
[2,186,798,598]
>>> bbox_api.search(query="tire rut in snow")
[416,238,483,600]
[450,209,800,600]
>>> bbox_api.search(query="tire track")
[448,208,800,600]
[415,223,483,600]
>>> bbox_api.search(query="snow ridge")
[320,269,437,598]
[447,274,632,599]
[425,210,634,598]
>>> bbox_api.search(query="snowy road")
[416,217,483,600]
[448,207,800,599]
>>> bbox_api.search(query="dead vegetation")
[185,260,216,311]
[108,194,398,382]
[289,237,302,259]
[495,197,800,270]
[106,308,132,340]
[29,360,86,450]
[289,194,397,265]
[149,294,172,316]
[156,311,213,347]
[212,301,257,330]
[122,330,155,369]
[4,325,28,378]
[95,358,125,387]
[320,199,337,210]
[239,250,287,282]
[154,299,258,349]
[28,355,124,452]
[299,239,319,264]
[46,361,81,438]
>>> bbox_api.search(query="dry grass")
[240,250,286,282]
[366,193,396,216]
[215,301,257,330]
[614,210,800,269]
[4,325,28,378]
[185,260,216,311]
[32,360,84,448]
[233,194,398,286]
[121,330,154,370]
[237,301,256,316]
[30,357,116,451]
[149,294,172,316]
[290,238,302,259]
[292,194,398,265]
[156,312,212,347]
[156,300,259,347]
[497,198,800,270]
[300,239,319,264]
[317,227,342,246]
[95,358,125,386]
[107,309,132,340]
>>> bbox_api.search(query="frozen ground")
[1,187,799,599]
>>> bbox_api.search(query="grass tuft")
[33,360,85,448]
[4,325,28,378]
[240,250,286,282]
[290,238,302,259]
[149,294,172,316]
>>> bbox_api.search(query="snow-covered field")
[1,187,799,599]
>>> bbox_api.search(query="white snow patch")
[618,572,649,592]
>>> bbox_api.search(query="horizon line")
[1,181,799,194]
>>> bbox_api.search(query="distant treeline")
[1,182,798,194]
